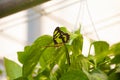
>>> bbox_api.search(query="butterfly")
[53,27,71,65]
[53,27,70,46]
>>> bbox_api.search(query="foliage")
[4,27,120,80]
[0,69,3,75]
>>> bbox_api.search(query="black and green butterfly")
[53,27,70,46]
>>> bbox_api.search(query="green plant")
[0,69,3,75]
[4,27,120,80]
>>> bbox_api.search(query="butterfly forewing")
[53,27,62,44]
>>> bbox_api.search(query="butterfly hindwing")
[53,27,70,45]
[61,32,69,43]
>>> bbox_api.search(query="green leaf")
[91,41,109,64]
[51,46,66,65]
[22,35,53,77]
[110,42,120,55]
[108,73,120,80]
[111,55,120,64]
[17,46,31,64]
[49,46,69,79]
[92,41,109,55]
[39,45,70,79]
[34,68,50,80]
[71,33,83,55]
[108,71,120,80]
[60,70,88,80]
[4,57,22,80]
[39,47,56,69]
[70,33,83,68]
[116,64,120,73]
[58,49,69,73]
[70,55,89,72]
[14,77,28,80]
[98,56,111,73]
[60,27,69,33]
[0,69,2,75]
[33,35,53,47]
[90,69,108,80]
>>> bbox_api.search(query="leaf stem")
[64,44,70,66]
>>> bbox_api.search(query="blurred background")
[0,0,120,79]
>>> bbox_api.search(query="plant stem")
[64,44,70,66]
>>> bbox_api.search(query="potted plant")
[4,27,120,80]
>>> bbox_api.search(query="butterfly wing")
[53,27,70,45]
[53,27,62,44]
[61,32,70,43]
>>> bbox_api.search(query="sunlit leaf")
[4,57,22,80]
[60,70,88,80]
[110,42,120,55]
[60,27,69,33]
[70,55,89,72]
[34,68,50,80]
[71,33,83,55]
[90,69,108,80]
[22,35,53,77]
[17,46,31,64]
[92,41,109,55]
[91,41,109,64]
[14,77,28,80]
[39,47,56,69]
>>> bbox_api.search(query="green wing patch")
[53,27,70,46]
